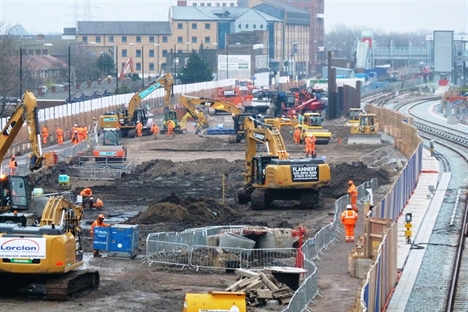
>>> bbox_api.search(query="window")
[253,24,256,29]
[207,2,211,6]
[201,3,205,6]
[109,36,114,43]
[136,36,141,43]
[193,3,197,6]
[162,36,168,43]
[177,49,183,54]
[82,36,88,43]
[122,36,127,43]
[230,3,234,6]
[178,23,183,29]
[149,49,155,57]
[95,36,101,43]
[205,36,211,43]
[238,24,241,29]
[245,24,249,29]
[149,63,155,71]
[205,23,210,30]
[122,49,128,57]
[149,36,154,43]
[222,3,226,7]
[136,49,142,57]
[260,24,264,29]
[192,23,197,29]
[162,49,168,57]
[177,36,183,43]
[216,3,220,6]
[192,36,197,43]
[136,63,141,71]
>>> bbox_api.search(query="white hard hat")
[346,204,352,209]
[74,124,78,126]
[308,134,312,137]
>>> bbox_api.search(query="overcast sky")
[0,0,466,35]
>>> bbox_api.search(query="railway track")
[397,98,468,311]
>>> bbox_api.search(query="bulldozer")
[345,108,366,126]
[348,113,382,144]
[0,195,100,300]
[294,112,332,144]
[237,117,331,210]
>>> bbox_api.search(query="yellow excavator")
[0,90,44,213]
[99,72,173,137]
[237,117,331,210]
[0,195,99,300]
[177,95,260,143]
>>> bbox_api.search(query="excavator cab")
[252,156,274,185]
[0,175,31,212]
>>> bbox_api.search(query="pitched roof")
[77,21,171,35]
[26,55,67,70]
[171,6,250,21]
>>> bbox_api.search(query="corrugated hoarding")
[433,30,453,73]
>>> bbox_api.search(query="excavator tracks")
[46,270,100,301]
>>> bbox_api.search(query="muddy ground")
[1,116,405,312]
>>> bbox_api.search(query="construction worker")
[9,155,18,175]
[167,119,176,137]
[136,121,143,137]
[72,123,78,134]
[71,130,79,145]
[80,187,94,209]
[90,214,110,257]
[151,123,159,139]
[429,140,435,157]
[347,180,359,212]
[94,198,104,209]
[41,125,49,145]
[83,125,88,140]
[341,204,359,242]
[293,127,302,144]
[304,134,316,158]
[56,126,64,145]
[78,125,85,142]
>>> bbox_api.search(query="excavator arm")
[39,196,84,233]
[0,90,44,171]
[243,117,289,161]
[127,72,174,118]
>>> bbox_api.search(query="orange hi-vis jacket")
[341,209,358,225]
[348,184,358,198]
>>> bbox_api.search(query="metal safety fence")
[283,178,378,312]
[144,179,378,312]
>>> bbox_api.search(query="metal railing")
[144,179,378,312]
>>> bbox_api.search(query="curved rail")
[396,98,468,311]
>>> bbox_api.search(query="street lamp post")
[141,46,145,89]
[19,42,53,98]
[390,40,394,69]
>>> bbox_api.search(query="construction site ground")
[1,116,405,312]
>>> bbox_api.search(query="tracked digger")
[0,91,100,300]
[177,95,255,143]
[99,72,173,137]
[0,91,44,213]
[237,117,331,210]
[0,195,99,300]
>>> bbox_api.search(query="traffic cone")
[337,136,342,145]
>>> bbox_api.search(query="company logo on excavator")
[0,237,46,258]
[3,121,16,136]
[201,101,215,106]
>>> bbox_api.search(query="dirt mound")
[322,162,394,198]
[127,193,238,229]
[123,158,244,182]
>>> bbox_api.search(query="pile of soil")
[126,193,239,230]
[324,162,393,198]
